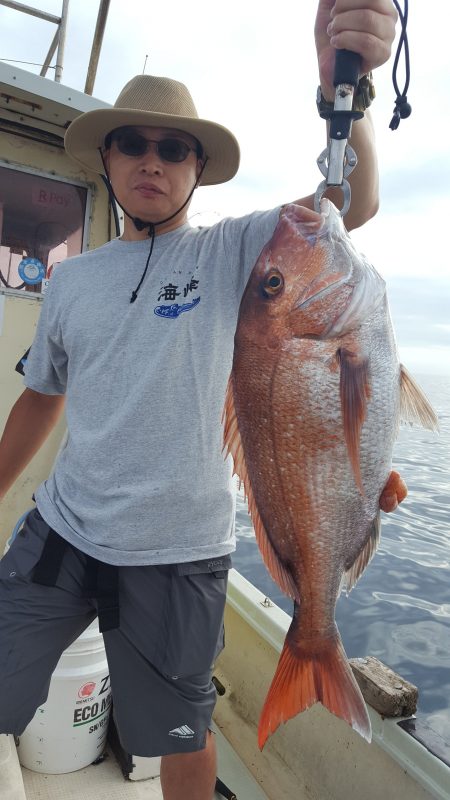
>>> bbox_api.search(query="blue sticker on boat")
[18,257,46,285]
[154,297,200,319]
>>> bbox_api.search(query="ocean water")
[232,374,450,750]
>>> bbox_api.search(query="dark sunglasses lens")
[113,131,192,161]
[116,132,148,157]
[158,139,191,162]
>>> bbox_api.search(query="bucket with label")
[16,618,112,773]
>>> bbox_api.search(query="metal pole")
[0,0,60,24]
[40,27,59,77]
[84,0,111,95]
[54,0,70,82]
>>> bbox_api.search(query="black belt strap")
[32,528,120,633]
[91,558,120,633]
[32,528,68,586]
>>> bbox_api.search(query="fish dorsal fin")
[222,376,299,601]
[341,513,381,594]
[338,348,371,494]
[400,365,439,431]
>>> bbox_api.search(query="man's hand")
[379,470,407,513]
[315,0,398,100]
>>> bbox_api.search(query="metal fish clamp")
[314,50,364,218]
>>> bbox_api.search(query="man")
[0,2,404,798]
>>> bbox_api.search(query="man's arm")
[0,388,65,501]
[290,1,405,511]
[293,0,397,230]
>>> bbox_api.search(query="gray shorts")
[0,508,231,756]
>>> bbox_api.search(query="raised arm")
[295,0,398,230]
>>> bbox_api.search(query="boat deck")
[4,724,271,800]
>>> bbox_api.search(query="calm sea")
[232,374,450,751]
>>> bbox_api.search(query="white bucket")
[16,618,112,774]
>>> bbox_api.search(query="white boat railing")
[0,0,110,93]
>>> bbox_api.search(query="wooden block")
[349,656,418,717]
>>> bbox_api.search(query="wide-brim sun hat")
[64,74,240,186]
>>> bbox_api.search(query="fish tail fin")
[258,629,371,749]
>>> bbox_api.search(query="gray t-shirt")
[24,208,280,565]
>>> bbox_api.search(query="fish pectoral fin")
[342,513,381,594]
[337,348,371,494]
[222,376,299,601]
[400,365,439,431]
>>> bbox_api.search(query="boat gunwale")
[226,568,450,800]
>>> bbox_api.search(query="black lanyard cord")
[129,223,156,303]
[390,0,411,130]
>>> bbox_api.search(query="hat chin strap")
[98,148,208,302]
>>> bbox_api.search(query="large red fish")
[223,200,438,747]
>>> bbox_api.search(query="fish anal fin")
[400,365,439,431]
[342,513,381,594]
[222,377,299,601]
[338,348,371,494]
[258,626,371,749]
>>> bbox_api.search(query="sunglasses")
[110,128,199,163]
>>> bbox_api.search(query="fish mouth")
[295,272,348,310]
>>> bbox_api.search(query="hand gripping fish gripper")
[314,49,363,218]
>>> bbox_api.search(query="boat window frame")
[0,159,93,300]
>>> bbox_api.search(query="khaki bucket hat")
[64,74,240,186]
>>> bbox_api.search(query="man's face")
[103,125,203,238]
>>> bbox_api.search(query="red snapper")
[223,200,438,747]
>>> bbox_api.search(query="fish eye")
[262,270,284,298]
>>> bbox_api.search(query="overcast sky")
[1,0,449,376]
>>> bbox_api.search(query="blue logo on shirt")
[154,297,200,319]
